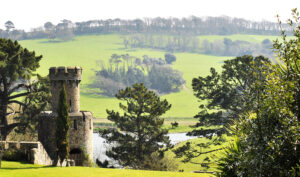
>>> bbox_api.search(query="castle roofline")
[49,66,82,81]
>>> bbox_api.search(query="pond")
[93,132,198,162]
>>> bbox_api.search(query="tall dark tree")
[56,85,70,166]
[100,83,172,169]
[189,55,270,137]
[0,38,49,168]
[174,55,270,165]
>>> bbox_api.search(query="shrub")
[3,150,26,161]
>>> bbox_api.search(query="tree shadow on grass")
[2,161,55,170]
[39,40,63,44]
[81,91,113,99]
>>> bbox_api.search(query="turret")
[39,66,93,166]
[49,66,82,113]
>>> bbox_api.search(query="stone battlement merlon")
[49,66,82,81]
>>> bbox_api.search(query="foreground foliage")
[218,9,300,176]
[174,55,270,169]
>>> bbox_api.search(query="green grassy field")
[19,34,280,120]
[197,34,282,43]
[168,135,232,173]
[0,161,214,177]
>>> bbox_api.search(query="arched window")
[70,148,83,166]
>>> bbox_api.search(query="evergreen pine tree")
[0,38,49,168]
[100,83,172,169]
[56,85,70,166]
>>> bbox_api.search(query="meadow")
[19,34,279,120]
[0,161,214,177]
[168,136,232,173]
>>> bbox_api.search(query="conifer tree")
[56,85,70,166]
[100,83,172,169]
[0,38,49,168]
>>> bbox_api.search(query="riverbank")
[93,117,198,133]
[93,132,198,163]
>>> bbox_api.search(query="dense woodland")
[90,53,184,96]
[0,16,290,41]
[123,34,273,57]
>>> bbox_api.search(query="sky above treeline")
[0,0,299,31]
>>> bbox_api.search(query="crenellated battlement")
[49,66,82,81]
[50,66,82,113]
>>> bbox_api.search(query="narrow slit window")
[74,120,77,130]
[89,119,92,130]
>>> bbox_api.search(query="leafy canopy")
[218,8,300,176]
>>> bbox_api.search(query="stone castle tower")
[38,66,93,166]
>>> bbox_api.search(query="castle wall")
[69,112,93,159]
[0,141,53,166]
[38,66,93,166]
[38,112,57,160]
[49,66,82,113]
[51,80,80,113]
[38,111,93,165]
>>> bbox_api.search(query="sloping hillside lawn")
[0,161,214,177]
[19,34,279,119]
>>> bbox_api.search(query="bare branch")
[8,100,26,107]
[7,92,30,100]
[8,83,30,95]
[6,123,23,135]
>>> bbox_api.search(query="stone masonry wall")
[69,111,93,158]
[0,141,53,165]
[38,111,93,163]
[49,66,82,113]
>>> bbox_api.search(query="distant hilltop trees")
[0,16,291,41]
[89,53,184,97]
[123,34,274,57]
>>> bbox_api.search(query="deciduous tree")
[218,8,300,176]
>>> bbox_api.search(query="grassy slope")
[19,34,279,119]
[197,34,281,43]
[168,136,232,173]
[1,161,213,177]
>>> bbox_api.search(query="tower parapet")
[49,66,82,81]
[49,66,82,113]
